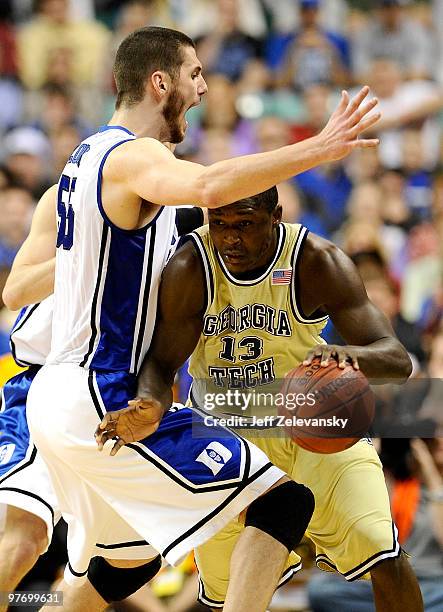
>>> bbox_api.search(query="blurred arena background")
[0,1,442,610]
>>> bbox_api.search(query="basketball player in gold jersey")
[97,187,423,612]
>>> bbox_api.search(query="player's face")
[209,204,281,276]
[163,46,207,144]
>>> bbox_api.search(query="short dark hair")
[238,186,279,214]
[113,26,195,109]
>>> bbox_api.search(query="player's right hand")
[95,397,164,456]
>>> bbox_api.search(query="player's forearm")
[352,338,412,383]
[136,357,175,413]
[201,135,328,208]
[2,258,55,311]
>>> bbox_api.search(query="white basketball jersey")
[47,126,178,374]
[10,296,53,366]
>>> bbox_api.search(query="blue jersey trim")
[133,224,156,374]
[98,125,135,136]
[96,139,165,234]
[79,224,109,368]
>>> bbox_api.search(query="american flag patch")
[272,269,292,285]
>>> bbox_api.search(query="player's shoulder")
[106,137,173,167]
[161,239,206,309]
[104,137,174,183]
[300,232,345,274]
[112,137,173,156]
[166,239,202,276]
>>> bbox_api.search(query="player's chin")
[224,258,249,274]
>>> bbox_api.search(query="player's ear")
[272,205,283,225]
[151,71,169,98]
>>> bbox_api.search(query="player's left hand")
[303,345,360,370]
[95,397,164,456]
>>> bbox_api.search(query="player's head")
[208,186,282,276]
[113,26,207,143]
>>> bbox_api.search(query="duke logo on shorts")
[196,442,232,476]
[0,444,15,465]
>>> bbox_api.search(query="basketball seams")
[279,358,375,454]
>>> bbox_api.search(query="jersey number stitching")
[56,174,76,250]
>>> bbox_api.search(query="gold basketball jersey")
[188,223,328,418]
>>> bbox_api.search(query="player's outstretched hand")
[303,345,360,370]
[318,86,380,162]
[95,397,164,456]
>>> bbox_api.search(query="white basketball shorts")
[27,364,284,585]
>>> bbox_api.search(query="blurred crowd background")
[0,0,442,610]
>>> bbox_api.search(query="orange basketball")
[279,358,375,454]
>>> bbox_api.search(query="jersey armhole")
[187,232,214,316]
[290,227,329,325]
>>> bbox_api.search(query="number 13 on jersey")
[57,174,76,250]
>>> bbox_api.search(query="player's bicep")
[149,244,205,374]
[330,299,396,347]
[319,244,396,345]
[113,139,207,207]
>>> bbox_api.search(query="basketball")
[279,358,375,454]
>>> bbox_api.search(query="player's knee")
[370,551,409,581]
[245,480,315,552]
[3,511,48,561]
[0,531,47,577]
[87,554,162,602]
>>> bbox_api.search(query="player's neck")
[109,104,165,140]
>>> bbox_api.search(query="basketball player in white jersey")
[10,24,380,610]
[0,186,201,610]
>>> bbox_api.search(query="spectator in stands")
[196,0,264,81]
[113,0,158,43]
[176,0,267,40]
[49,123,82,179]
[366,273,425,363]
[198,73,256,156]
[401,222,442,323]
[253,114,327,235]
[307,436,443,612]
[416,330,443,435]
[401,130,433,221]
[273,0,350,90]
[17,0,110,90]
[0,184,34,299]
[0,15,22,132]
[30,83,92,141]
[364,58,443,170]
[1,126,53,199]
[352,0,433,82]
